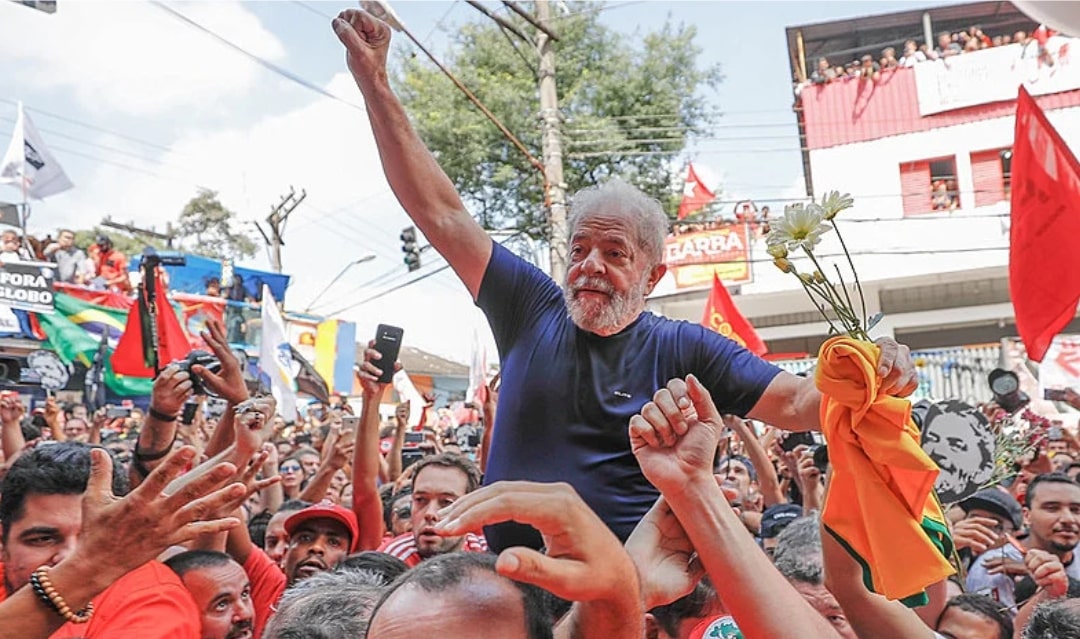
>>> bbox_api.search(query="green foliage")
[394,4,722,239]
[176,189,258,261]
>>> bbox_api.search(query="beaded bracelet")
[31,566,94,624]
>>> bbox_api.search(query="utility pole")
[535,0,568,283]
[256,187,306,273]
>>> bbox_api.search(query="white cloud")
[0,0,285,116]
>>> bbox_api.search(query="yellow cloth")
[816,336,955,603]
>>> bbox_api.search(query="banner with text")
[0,262,54,313]
[664,223,752,290]
[914,37,1080,116]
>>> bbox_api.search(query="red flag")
[702,273,767,355]
[111,269,191,377]
[1009,86,1080,362]
[677,163,716,220]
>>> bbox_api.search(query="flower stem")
[833,223,867,326]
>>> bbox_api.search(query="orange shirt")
[0,561,201,638]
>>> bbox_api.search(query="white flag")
[0,102,73,200]
[259,285,297,422]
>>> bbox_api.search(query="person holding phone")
[336,8,919,552]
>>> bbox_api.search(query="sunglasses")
[280,463,302,473]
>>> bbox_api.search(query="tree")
[175,189,257,261]
[394,4,722,240]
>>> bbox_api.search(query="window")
[929,158,959,211]
[970,148,1011,207]
[900,155,958,216]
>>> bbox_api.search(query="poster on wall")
[664,223,752,290]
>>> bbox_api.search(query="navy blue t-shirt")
[477,242,781,551]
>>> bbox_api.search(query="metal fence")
[773,343,1002,405]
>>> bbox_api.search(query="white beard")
[563,275,647,335]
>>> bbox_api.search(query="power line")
[0,97,177,154]
[151,1,365,113]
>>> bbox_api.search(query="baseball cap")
[284,500,360,552]
[689,615,744,639]
[760,504,803,539]
[960,488,1023,531]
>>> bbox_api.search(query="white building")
[647,1,1080,403]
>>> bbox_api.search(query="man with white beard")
[335,7,919,552]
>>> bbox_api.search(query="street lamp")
[304,255,375,313]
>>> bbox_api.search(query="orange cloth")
[0,561,201,638]
[816,336,954,603]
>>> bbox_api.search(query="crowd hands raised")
[8,6,1080,639]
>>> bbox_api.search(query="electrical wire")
[151,1,365,113]
[0,97,176,154]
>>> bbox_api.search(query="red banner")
[702,273,766,355]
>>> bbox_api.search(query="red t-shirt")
[0,561,201,638]
[242,547,286,639]
[377,532,489,568]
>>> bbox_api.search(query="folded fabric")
[817,336,955,605]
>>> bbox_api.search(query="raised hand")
[333,9,392,83]
[630,375,723,493]
[151,365,193,416]
[77,446,244,574]
[1025,549,1068,598]
[951,517,1003,556]
[625,496,704,610]
[0,392,25,426]
[233,396,277,459]
[194,318,249,405]
[434,482,640,609]
[357,339,400,394]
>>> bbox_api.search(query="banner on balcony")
[664,223,752,290]
[914,37,1080,116]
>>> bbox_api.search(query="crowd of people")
[802,24,1053,89]
[0,228,132,293]
[6,7,1080,639]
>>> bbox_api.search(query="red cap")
[283,500,360,553]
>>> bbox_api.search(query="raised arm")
[631,376,839,639]
[333,9,492,299]
[355,343,402,550]
[725,416,784,506]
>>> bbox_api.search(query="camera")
[171,350,222,397]
[811,444,829,472]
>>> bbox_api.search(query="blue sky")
[0,0,952,362]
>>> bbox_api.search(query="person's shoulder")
[378,533,416,555]
[96,561,198,612]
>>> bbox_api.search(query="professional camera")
[172,350,222,397]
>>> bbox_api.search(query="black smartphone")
[1045,388,1069,401]
[780,431,816,452]
[401,448,425,470]
[373,324,404,383]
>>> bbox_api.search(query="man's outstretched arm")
[334,9,492,299]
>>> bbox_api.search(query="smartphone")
[404,431,424,445]
[341,416,361,433]
[106,406,132,419]
[780,431,816,452]
[401,448,425,470]
[1050,426,1065,440]
[373,324,404,383]
[1045,388,1069,401]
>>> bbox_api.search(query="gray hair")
[262,568,390,639]
[1024,599,1080,639]
[567,179,669,266]
[772,514,823,585]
